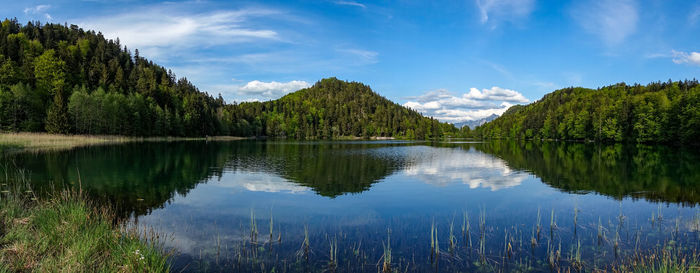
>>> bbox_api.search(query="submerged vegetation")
[1,139,699,272]
[474,80,700,144]
[155,205,699,272]
[0,168,169,272]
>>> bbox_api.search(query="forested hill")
[228,78,457,139]
[0,19,456,139]
[474,80,700,144]
[0,19,226,136]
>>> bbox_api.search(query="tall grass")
[0,132,247,153]
[0,171,169,272]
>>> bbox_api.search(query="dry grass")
[0,133,132,153]
[0,133,248,153]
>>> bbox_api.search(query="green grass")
[0,188,169,272]
[609,249,700,273]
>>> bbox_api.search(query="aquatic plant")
[382,228,392,273]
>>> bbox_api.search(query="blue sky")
[4,0,700,122]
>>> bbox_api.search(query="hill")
[227,78,456,139]
[0,19,455,139]
[474,80,700,143]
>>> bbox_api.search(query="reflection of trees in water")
[11,142,233,218]
[9,141,411,218]
[473,141,700,205]
[225,142,409,198]
[10,140,698,220]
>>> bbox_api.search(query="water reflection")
[474,141,700,205]
[402,146,529,190]
[219,172,309,193]
[6,140,700,272]
[8,140,700,220]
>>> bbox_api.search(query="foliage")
[0,19,225,137]
[474,80,700,144]
[0,178,169,272]
[228,78,457,139]
[0,19,455,139]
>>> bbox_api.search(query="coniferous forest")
[2,19,699,143]
[0,19,456,139]
[474,80,700,144]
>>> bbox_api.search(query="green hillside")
[228,78,456,139]
[474,80,700,144]
[0,19,455,139]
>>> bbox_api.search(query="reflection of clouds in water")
[403,147,529,191]
[134,217,248,256]
[215,172,310,193]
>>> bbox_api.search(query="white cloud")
[24,4,52,21]
[335,1,366,9]
[672,50,700,66]
[475,0,535,25]
[24,4,50,14]
[465,86,529,103]
[403,87,529,123]
[236,80,310,99]
[79,8,281,58]
[572,0,638,46]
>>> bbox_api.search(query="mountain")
[228,78,457,139]
[0,19,456,139]
[474,81,700,144]
[453,114,498,129]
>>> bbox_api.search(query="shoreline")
[0,133,250,154]
[0,177,170,272]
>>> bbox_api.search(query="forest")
[228,78,458,139]
[0,19,457,139]
[474,80,700,144]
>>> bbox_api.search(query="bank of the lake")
[0,185,169,272]
[0,133,248,153]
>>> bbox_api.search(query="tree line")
[0,19,227,136]
[0,19,457,139]
[474,80,700,144]
[229,78,458,139]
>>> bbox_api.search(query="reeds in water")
[250,209,258,243]
[382,228,392,273]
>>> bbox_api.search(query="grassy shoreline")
[0,179,170,272]
[0,133,249,153]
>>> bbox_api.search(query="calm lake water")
[7,140,700,272]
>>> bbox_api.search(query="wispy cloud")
[690,6,700,25]
[475,0,535,26]
[336,48,379,64]
[672,50,700,66]
[23,4,52,21]
[335,1,366,9]
[24,4,50,14]
[79,8,281,58]
[572,0,638,46]
[403,87,529,123]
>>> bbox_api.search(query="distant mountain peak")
[452,114,499,129]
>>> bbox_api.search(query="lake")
[6,140,700,272]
